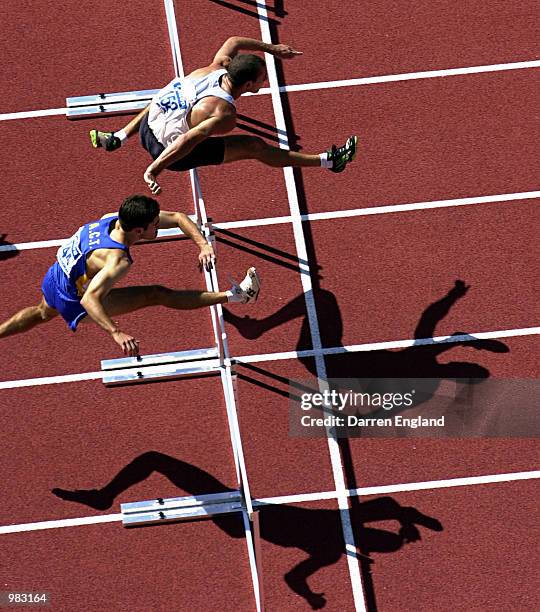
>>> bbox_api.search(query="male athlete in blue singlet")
[90,36,358,195]
[0,195,260,356]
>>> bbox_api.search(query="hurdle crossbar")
[102,357,220,386]
[101,347,218,371]
[65,90,157,119]
[121,490,243,527]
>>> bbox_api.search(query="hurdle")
[121,491,243,527]
[66,89,157,120]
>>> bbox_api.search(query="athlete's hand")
[144,167,162,195]
[112,329,140,356]
[272,44,302,59]
[198,244,216,272]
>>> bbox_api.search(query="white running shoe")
[230,267,261,304]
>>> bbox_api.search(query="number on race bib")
[57,227,83,277]
[157,82,187,113]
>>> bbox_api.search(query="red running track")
[1,1,539,611]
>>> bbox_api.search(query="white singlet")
[147,69,235,147]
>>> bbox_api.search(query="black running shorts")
[139,113,225,171]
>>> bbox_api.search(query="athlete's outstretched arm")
[158,210,215,270]
[213,36,302,65]
[79,253,137,355]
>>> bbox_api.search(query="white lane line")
[249,59,540,97]
[0,513,122,534]
[351,470,540,497]
[0,371,103,390]
[3,60,539,121]
[256,4,367,610]
[0,238,66,252]
[167,5,263,611]
[3,470,538,535]
[234,326,540,364]
[305,190,540,222]
[255,470,540,506]
[0,108,67,121]
[1,326,538,389]
[3,190,538,254]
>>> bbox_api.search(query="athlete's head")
[118,194,160,239]
[227,54,267,93]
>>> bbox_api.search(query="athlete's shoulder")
[192,97,236,132]
[94,247,132,271]
[187,64,221,79]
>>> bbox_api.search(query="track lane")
[0,377,238,525]
[0,116,196,243]
[1,518,254,612]
[309,201,538,348]
[1,0,172,113]
[288,71,540,213]
[362,480,540,611]
[274,0,540,85]
[0,242,216,380]
[235,358,337,498]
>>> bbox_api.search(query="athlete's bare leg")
[0,297,58,338]
[122,106,150,138]
[223,135,322,167]
[96,285,229,318]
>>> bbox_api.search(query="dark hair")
[227,54,266,87]
[118,194,160,231]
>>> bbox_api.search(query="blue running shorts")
[41,264,88,331]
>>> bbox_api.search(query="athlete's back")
[148,67,236,147]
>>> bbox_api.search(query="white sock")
[319,152,332,168]
[226,288,242,303]
[114,129,128,144]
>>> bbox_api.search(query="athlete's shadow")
[0,234,19,262]
[224,279,509,414]
[51,451,443,610]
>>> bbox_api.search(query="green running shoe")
[327,135,358,173]
[89,129,121,152]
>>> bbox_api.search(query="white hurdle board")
[66,89,158,119]
[101,347,220,386]
[121,490,243,527]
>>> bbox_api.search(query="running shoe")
[89,129,121,152]
[327,135,358,173]
[230,267,261,304]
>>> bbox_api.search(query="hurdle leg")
[251,510,265,611]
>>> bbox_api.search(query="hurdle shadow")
[207,0,286,23]
[215,227,318,275]
[236,113,299,148]
[0,234,20,262]
[51,451,443,610]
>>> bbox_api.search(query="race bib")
[57,226,83,277]
[157,82,187,113]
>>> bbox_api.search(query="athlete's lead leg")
[223,135,321,167]
[222,134,358,172]
[100,285,229,317]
